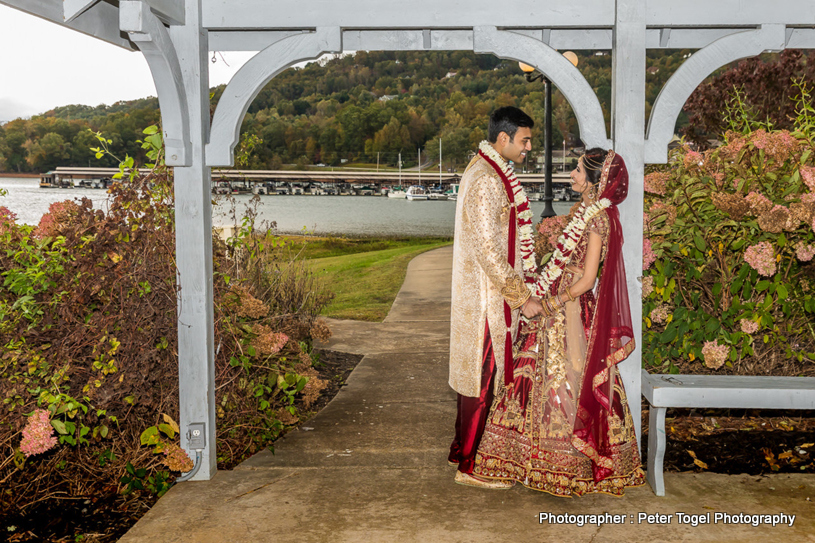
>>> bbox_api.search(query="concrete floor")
[119,246,815,542]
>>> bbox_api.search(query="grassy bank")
[280,236,452,321]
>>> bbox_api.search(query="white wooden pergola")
[4,0,814,480]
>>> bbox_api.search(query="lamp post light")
[519,51,578,219]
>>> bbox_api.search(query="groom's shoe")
[454,471,514,489]
[447,459,458,467]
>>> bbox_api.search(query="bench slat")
[641,370,815,409]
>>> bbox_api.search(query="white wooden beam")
[201,0,615,29]
[63,0,98,23]
[201,0,815,30]
[208,26,815,53]
[645,1,815,26]
[168,0,216,481]
[0,0,135,49]
[645,24,787,164]
[611,0,647,451]
[120,0,191,166]
[207,27,342,167]
[208,30,307,51]
[342,30,472,52]
[144,0,184,25]
[474,26,611,150]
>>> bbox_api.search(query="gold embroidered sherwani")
[449,155,530,397]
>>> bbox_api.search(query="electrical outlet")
[187,423,206,450]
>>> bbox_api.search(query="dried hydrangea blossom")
[641,276,654,298]
[757,205,791,234]
[702,340,730,370]
[745,192,773,215]
[644,172,670,196]
[711,193,750,219]
[649,304,671,325]
[795,242,815,262]
[740,319,759,334]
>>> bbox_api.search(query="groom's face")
[499,127,533,164]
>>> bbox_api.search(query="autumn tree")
[683,50,815,146]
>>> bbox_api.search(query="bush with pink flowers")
[642,81,815,376]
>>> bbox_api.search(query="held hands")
[521,296,544,319]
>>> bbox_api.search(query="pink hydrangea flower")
[268,332,289,354]
[641,276,654,298]
[795,242,815,262]
[538,215,570,250]
[643,238,657,270]
[644,172,670,196]
[701,340,730,370]
[740,319,759,334]
[802,165,815,192]
[743,241,776,277]
[683,150,703,169]
[20,409,58,457]
[649,304,671,325]
[751,129,771,150]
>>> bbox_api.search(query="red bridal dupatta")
[571,153,637,482]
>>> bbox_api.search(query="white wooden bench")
[641,369,815,496]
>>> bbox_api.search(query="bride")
[473,148,645,497]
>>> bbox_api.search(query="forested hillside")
[0,49,703,173]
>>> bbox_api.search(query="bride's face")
[570,158,589,194]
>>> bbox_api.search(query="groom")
[448,106,543,488]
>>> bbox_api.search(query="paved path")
[121,246,815,542]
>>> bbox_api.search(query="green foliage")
[1,124,333,519]
[0,50,701,173]
[642,82,815,374]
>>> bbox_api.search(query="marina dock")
[38,166,574,197]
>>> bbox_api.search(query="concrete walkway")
[121,246,815,542]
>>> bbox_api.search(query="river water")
[0,177,574,237]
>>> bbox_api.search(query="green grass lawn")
[280,236,451,321]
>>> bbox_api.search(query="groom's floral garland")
[532,197,611,297]
[477,140,537,275]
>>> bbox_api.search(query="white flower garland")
[477,141,537,274]
[532,198,611,297]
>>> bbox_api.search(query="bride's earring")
[588,183,599,202]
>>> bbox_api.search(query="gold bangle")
[543,297,554,316]
[566,288,576,302]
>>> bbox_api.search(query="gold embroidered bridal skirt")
[474,298,645,497]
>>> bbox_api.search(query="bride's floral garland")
[477,140,613,299]
[532,197,611,297]
[477,141,537,275]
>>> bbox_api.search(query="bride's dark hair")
[582,147,607,186]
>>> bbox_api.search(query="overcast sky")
[0,5,255,122]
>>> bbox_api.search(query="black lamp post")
[519,52,578,219]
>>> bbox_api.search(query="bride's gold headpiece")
[580,152,605,171]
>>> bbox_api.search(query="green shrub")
[642,81,815,374]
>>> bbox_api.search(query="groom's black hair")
[488,107,535,144]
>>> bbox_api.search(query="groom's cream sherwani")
[449,154,530,397]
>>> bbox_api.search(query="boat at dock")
[405,185,429,200]
[444,183,459,201]
[387,186,407,198]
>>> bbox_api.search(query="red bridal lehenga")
[473,151,645,497]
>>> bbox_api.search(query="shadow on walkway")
[121,246,815,542]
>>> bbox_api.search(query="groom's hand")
[522,297,543,319]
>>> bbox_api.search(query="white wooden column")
[169,0,216,480]
[612,0,646,447]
